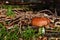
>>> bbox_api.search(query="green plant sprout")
[6,5,15,18]
[0,24,19,40]
[21,26,36,40]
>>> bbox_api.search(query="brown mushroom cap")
[31,17,51,27]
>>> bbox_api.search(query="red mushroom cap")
[31,17,51,27]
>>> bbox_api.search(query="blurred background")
[0,0,60,16]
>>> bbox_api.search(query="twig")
[39,9,54,15]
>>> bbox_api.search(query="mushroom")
[31,17,54,28]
